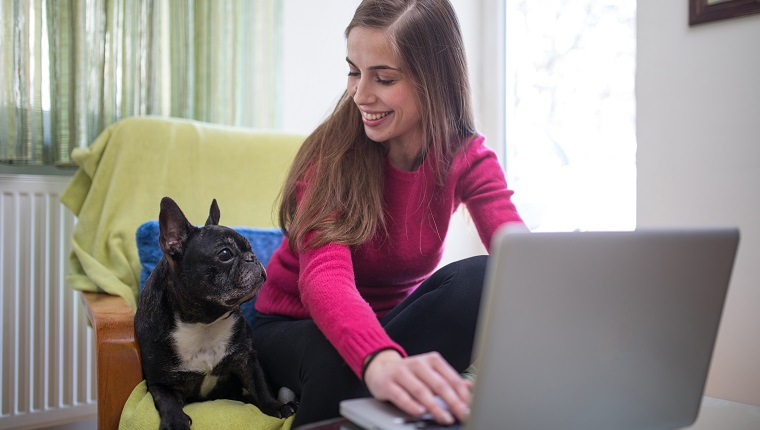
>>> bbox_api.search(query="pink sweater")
[254,135,523,377]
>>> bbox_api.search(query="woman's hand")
[362,350,472,425]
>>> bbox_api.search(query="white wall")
[637,1,760,406]
[280,1,359,134]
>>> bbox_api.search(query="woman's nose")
[352,78,373,105]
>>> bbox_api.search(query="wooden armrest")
[81,291,144,430]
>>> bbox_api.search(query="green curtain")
[0,0,282,166]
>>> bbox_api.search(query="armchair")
[62,116,304,430]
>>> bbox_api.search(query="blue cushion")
[135,220,284,326]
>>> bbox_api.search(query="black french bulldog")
[134,197,296,429]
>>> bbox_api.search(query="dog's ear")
[205,199,220,226]
[159,197,193,257]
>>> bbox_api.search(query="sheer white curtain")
[0,0,282,165]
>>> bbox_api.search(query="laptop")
[339,227,740,430]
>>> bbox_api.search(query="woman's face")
[346,27,422,151]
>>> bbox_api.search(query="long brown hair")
[279,0,476,251]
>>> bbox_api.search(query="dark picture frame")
[689,0,760,25]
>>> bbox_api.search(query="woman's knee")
[437,254,487,282]
[454,254,488,280]
[437,255,489,303]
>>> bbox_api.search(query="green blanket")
[121,382,293,430]
[61,116,303,309]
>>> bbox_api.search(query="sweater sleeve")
[297,236,407,378]
[457,136,525,251]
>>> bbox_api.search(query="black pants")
[250,255,488,427]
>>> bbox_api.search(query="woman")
[251,0,524,426]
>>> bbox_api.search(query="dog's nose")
[244,251,266,280]
[259,263,267,281]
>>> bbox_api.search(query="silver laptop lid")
[469,228,739,430]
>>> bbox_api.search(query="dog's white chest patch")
[171,313,236,384]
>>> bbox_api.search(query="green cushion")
[120,381,294,430]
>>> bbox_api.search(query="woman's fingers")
[363,350,473,424]
[408,352,471,423]
[398,368,454,424]
[427,353,472,421]
[382,381,426,417]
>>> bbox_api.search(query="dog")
[134,197,296,429]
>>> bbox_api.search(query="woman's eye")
[376,77,394,86]
[348,71,360,77]
[218,248,233,262]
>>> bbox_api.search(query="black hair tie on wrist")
[361,348,394,382]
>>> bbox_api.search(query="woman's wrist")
[361,348,400,382]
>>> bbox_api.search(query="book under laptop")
[340,227,740,430]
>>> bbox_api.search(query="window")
[504,0,637,232]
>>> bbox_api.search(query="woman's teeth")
[363,111,389,121]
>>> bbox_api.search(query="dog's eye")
[217,248,233,262]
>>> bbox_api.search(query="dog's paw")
[286,400,299,414]
[260,400,297,419]
[159,412,192,430]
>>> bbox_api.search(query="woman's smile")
[361,110,392,124]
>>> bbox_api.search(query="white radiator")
[0,174,97,430]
